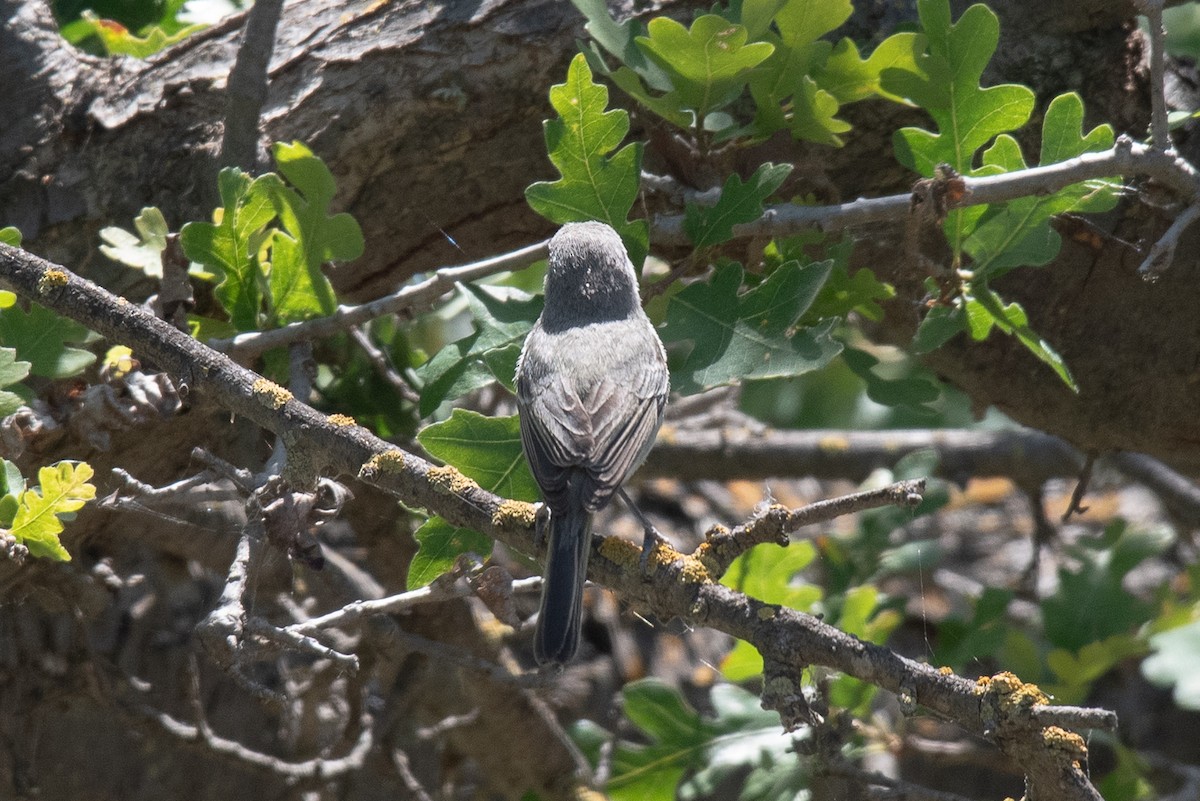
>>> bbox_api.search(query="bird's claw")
[639,525,663,576]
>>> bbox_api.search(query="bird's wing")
[517,328,667,511]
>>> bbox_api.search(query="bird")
[515,221,670,666]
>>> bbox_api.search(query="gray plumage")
[516,221,669,665]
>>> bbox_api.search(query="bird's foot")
[639,525,664,575]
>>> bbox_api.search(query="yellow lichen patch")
[361,450,407,478]
[38,268,68,294]
[327,413,357,427]
[251,378,292,409]
[1042,726,1087,760]
[977,671,1048,709]
[427,464,478,495]
[492,500,537,529]
[757,606,777,621]
[677,553,711,584]
[817,434,850,453]
[938,666,954,676]
[598,535,640,566]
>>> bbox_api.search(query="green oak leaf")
[747,0,852,144]
[10,461,97,561]
[80,11,205,58]
[265,141,363,325]
[572,680,803,801]
[525,54,648,265]
[0,347,32,417]
[841,347,940,412]
[1143,620,1200,710]
[962,93,1117,280]
[99,207,169,276]
[887,0,1035,175]
[0,303,95,379]
[684,163,793,248]
[911,303,966,354]
[180,168,277,331]
[415,284,542,417]
[636,15,773,123]
[965,286,1077,390]
[818,33,925,104]
[721,541,821,681]
[570,0,669,90]
[661,260,842,393]
[408,411,539,587]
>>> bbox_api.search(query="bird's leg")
[617,487,664,573]
[533,503,551,551]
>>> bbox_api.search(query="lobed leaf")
[180,168,277,331]
[10,461,97,561]
[0,303,95,379]
[408,411,538,587]
[683,163,792,249]
[525,54,648,264]
[661,260,842,393]
[99,207,170,276]
[415,284,542,416]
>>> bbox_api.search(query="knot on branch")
[761,656,821,732]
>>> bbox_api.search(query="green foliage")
[1041,521,1172,651]
[408,411,538,588]
[1143,619,1200,709]
[660,260,842,393]
[887,1,1117,389]
[415,285,542,417]
[181,143,362,333]
[265,141,364,322]
[525,54,648,264]
[573,679,806,801]
[684,164,793,249]
[578,0,920,146]
[0,348,33,417]
[0,303,96,379]
[4,460,97,561]
[637,15,774,129]
[66,10,204,57]
[0,228,22,310]
[181,169,276,330]
[100,207,170,276]
[721,541,822,681]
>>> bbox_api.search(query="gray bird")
[516,221,670,665]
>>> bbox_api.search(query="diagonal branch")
[0,242,1113,801]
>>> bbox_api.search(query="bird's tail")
[534,504,593,666]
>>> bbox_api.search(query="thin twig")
[213,240,549,359]
[1138,201,1200,277]
[1137,0,1171,151]
[701,479,925,575]
[651,137,1197,245]
[284,576,542,637]
[218,0,285,173]
[348,324,420,403]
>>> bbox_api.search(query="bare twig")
[284,576,542,637]
[391,748,435,801]
[1136,0,1171,151]
[1138,201,1200,276]
[651,137,1198,245]
[133,657,378,781]
[701,479,926,576]
[1061,453,1096,522]
[218,0,285,172]
[348,324,420,403]
[212,240,549,359]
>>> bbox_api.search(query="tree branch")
[0,242,1113,801]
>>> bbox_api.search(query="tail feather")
[534,505,592,665]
